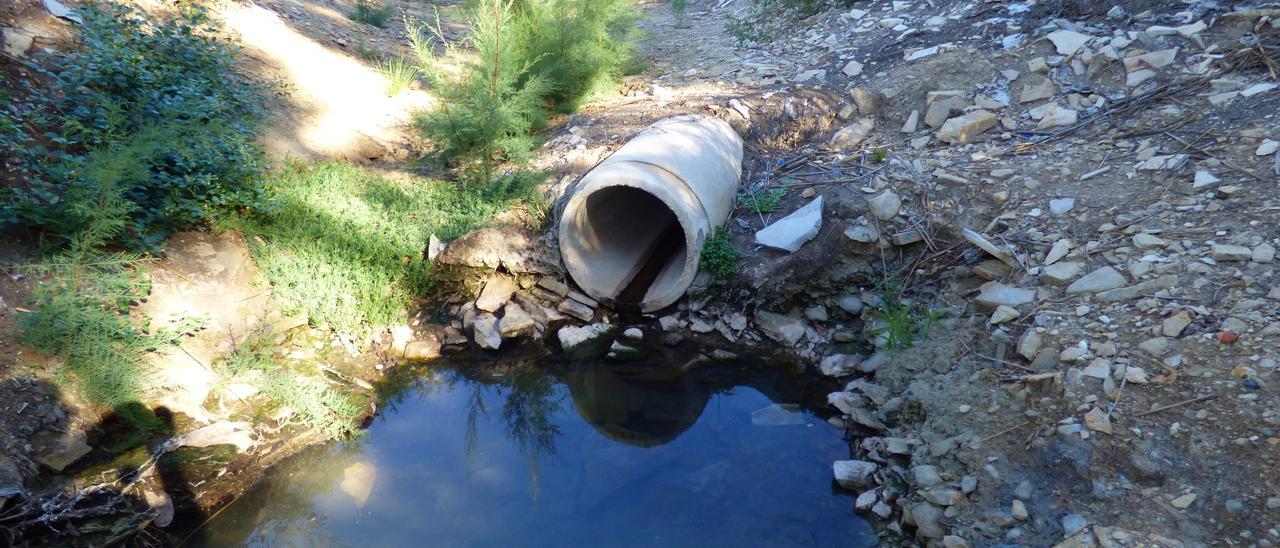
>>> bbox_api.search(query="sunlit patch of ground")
[220,2,434,161]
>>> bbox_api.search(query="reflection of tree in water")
[498,370,565,501]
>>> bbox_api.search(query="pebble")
[1011,499,1029,520]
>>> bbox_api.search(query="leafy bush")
[411,0,639,182]
[224,161,543,335]
[512,0,640,112]
[412,3,551,183]
[2,1,268,248]
[737,188,786,214]
[867,278,943,349]
[17,136,196,429]
[220,334,365,439]
[699,227,739,279]
[725,0,822,45]
[671,0,689,22]
[349,0,395,27]
[379,56,419,95]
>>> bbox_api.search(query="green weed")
[350,0,395,27]
[1,1,268,249]
[737,188,786,214]
[410,4,551,183]
[867,278,941,349]
[379,56,419,95]
[409,0,639,183]
[871,147,888,163]
[223,161,542,336]
[671,0,689,22]
[219,335,365,439]
[17,134,199,430]
[699,227,739,279]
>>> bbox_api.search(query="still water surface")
[195,354,875,547]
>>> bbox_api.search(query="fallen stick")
[1134,394,1216,417]
[967,420,1032,447]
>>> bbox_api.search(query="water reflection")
[192,350,875,547]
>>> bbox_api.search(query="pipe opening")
[573,186,688,309]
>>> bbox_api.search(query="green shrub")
[1,1,268,248]
[220,335,365,439]
[411,3,551,183]
[867,278,943,349]
[737,188,785,214]
[223,161,543,335]
[699,227,739,279]
[379,56,420,95]
[411,0,639,183]
[512,0,641,112]
[671,0,689,22]
[17,135,198,430]
[350,0,395,27]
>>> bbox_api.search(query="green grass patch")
[219,335,365,439]
[349,0,395,27]
[737,188,786,214]
[379,56,420,96]
[698,227,739,279]
[867,278,943,349]
[223,161,542,336]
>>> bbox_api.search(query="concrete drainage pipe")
[558,115,743,313]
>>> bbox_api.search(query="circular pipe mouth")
[559,181,699,313]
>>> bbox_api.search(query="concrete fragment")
[936,110,997,144]
[755,196,823,252]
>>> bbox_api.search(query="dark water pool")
[192,352,875,547]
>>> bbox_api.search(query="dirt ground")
[3,0,1280,545]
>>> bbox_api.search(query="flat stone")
[1123,48,1178,70]
[1012,499,1029,520]
[962,228,1016,266]
[557,299,594,322]
[1083,358,1111,379]
[901,110,920,133]
[1041,261,1084,286]
[925,96,968,128]
[1253,244,1276,263]
[844,219,880,243]
[1259,140,1280,156]
[842,59,864,77]
[751,403,806,426]
[936,110,997,144]
[976,282,1035,308]
[989,305,1019,324]
[1127,69,1157,87]
[913,465,943,487]
[1049,197,1076,215]
[866,190,901,220]
[836,295,864,314]
[1138,337,1171,355]
[1241,83,1277,97]
[557,323,612,355]
[921,488,964,506]
[1045,239,1071,265]
[912,503,946,538]
[1171,493,1197,509]
[1096,274,1178,302]
[498,302,536,338]
[1132,233,1167,250]
[833,460,878,489]
[1211,244,1252,261]
[475,275,518,312]
[755,196,823,252]
[473,313,502,349]
[536,277,570,297]
[2,27,35,57]
[1085,407,1113,434]
[1017,329,1042,360]
[1037,106,1078,130]
[33,430,91,472]
[755,310,806,346]
[819,354,863,377]
[830,118,876,150]
[1162,311,1192,337]
[1047,30,1091,55]
[1065,266,1127,294]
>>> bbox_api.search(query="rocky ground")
[4,0,1280,545]
[442,0,1280,546]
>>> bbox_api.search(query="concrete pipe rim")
[558,175,708,313]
